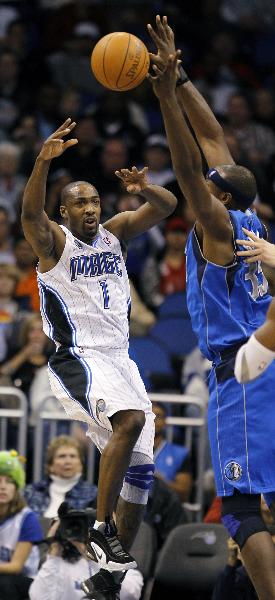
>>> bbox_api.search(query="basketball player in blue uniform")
[148,15,275,599]
[21,118,177,598]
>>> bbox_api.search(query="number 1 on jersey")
[100,280,110,309]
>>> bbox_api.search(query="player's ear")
[221,191,232,206]
[60,205,67,219]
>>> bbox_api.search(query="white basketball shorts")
[48,346,155,459]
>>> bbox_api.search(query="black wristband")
[176,65,189,87]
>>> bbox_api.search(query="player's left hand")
[147,15,176,73]
[147,51,181,98]
[236,227,275,267]
[115,166,149,193]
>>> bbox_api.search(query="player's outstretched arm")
[236,228,275,267]
[147,15,234,168]
[148,54,231,240]
[235,299,275,383]
[21,118,77,261]
[104,166,177,240]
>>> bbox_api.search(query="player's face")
[64,183,101,242]
[206,178,228,205]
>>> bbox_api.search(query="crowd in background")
[0,1,275,597]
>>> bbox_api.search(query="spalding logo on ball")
[91,32,150,91]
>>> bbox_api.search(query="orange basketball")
[91,32,150,91]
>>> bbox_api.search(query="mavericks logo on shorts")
[224,461,243,482]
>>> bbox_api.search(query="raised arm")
[147,15,234,167]
[148,54,231,242]
[104,166,177,241]
[21,119,77,269]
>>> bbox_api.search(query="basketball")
[91,32,150,92]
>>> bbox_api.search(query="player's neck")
[68,226,99,246]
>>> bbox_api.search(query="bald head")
[61,181,99,206]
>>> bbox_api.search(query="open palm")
[115,166,149,194]
[39,118,78,161]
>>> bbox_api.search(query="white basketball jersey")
[38,224,131,351]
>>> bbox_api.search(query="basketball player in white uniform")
[21,118,177,598]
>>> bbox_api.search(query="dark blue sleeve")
[19,511,43,542]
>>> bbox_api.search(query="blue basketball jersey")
[186,208,272,361]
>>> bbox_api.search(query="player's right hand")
[147,15,176,73]
[38,118,78,161]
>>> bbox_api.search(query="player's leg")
[222,491,275,599]
[86,409,147,572]
[115,498,145,551]
[96,409,145,521]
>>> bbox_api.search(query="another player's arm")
[21,119,77,267]
[104,166,177,240]
[147,15,234,167]
[176,82,234,167]
[235,299,275,383]
[149,55,232,245]
[236,228,275,267]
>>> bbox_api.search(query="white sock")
[93,520,104,530]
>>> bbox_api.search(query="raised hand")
[147,51,181,98]
[236,227,275,267]
[147,15,176,72]
[115,166,149,194]
[39,118,78,161]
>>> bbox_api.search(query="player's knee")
[221,490,267,549]
[113,410,145,438]
[120,452,155,505]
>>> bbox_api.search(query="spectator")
[0,313,53,400]
[226,93,275,165]
[253,88,275,130]
[0,450,42,600]
[141,217,188,310]
[0,264,22,363]
[152,402,192,502]
[116,191,164,289]
[93,92,148,148]
[14,238,39,311]
[11,115,42,178]
[211,531,275,600]
[29,517,143,600]
[54,116,100,183]
[145,476,187,550]
[0,207,15,265]
[93,137,130,220]
[141,134,176,187]
[34,83,60,140]
[24,435,97,518]
[129,280,156,337]
[0,50,29,135]
[45,168,73,222]
[47,21,101,97]
[0,141,26,224]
